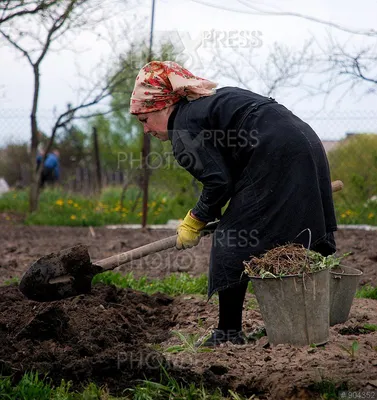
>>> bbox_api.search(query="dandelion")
[67,199,73,205]
[345,210,352,216]
[55,199,64,206]
[74,203,79,208]
[70,215,77,220]
[368,213,374,219]
[161,197,167,204]
[137,212,142,217]
[341,213,346,219]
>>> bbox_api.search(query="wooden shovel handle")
[95,221,219,271]
[96,180,344,272]
[331,180,344,193]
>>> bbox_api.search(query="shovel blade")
[19,244,100,302]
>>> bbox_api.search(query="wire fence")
[1,108,377,200]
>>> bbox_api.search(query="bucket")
[251,269,330,346]
[330,265,363,326]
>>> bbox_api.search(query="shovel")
[19,221,219,302]
[19,180,344,302]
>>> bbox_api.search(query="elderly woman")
[130,61,337,346]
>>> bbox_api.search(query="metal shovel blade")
[19,244,102,302]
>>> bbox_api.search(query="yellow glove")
[176,210,207,250]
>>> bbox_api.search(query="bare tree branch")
[189,0,377,37]
[0,1,59,25]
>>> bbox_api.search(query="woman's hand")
[176,210,206,249]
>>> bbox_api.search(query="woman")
[130,61,337,346]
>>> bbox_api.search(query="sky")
[0,0,376,145]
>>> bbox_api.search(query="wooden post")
[92,126,102,193]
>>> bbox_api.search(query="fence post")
[92,126,102,193]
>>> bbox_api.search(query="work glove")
[176,210,207,250]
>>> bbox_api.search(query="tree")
[0,0,130,211]
[187,1,376,104]
[313,35,377,101]
[0,1,59,25]
[205,40,316,99]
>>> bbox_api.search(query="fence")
[1,109,377,202]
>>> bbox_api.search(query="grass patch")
[334,201,377,226]
[0,370,255,399]
[3,277,20,286]
[355,285,377,299]
[92,271,209,296]
[0,186,194,226]
[310,379,349,400]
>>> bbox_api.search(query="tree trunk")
[29,65,41,213]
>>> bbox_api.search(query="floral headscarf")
[130,61,217,114]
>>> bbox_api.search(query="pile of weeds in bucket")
[243,244,347,278]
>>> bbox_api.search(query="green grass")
[93,271,209,296]
[3,186,377,227]
[0,186,194,226]
[334,198,377,225]
[0,370,254,399]
[355,285,377,299]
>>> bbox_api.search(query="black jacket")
[168,86,338,295]
[168,87,283,222]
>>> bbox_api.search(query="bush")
[328,134,377,205]
[328,134,377,225]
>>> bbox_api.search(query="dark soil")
[0,223,377,398]
[0,225,376,287]
[0,283,223,394]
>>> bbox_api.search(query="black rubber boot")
[198,329,247,347]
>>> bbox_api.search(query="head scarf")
[130,61,217,114]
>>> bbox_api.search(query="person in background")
[38,149,60,188]
[130,61,337,346]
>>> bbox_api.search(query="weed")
[164,330,213,354]
[362,324,377,332]
[340,340,359,358]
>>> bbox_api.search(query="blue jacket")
[38,153,60,179]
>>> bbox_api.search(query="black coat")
[167,87,337,298]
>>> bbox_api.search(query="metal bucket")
[330,265,363,326]
[251,269,330,346]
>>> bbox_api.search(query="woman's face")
[136,107,173,141]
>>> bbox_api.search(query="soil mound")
[0,283,179,393]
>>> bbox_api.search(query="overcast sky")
[0,0,376,145]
